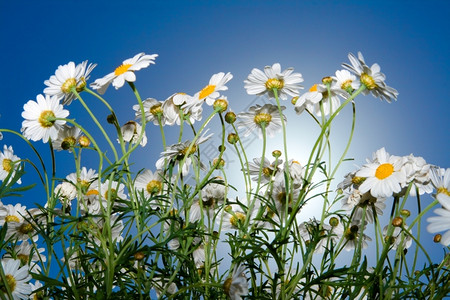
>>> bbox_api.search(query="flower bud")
[227,133,239,144]
[106,114,116,124]
[400,209,411,218]
[322,76,333,85]
[225,111,236,124]
[213,158,225,169]
[434,234,442,243]
[329,217,339,227]
[134,251,145,261]
[218,145,226,152]
[78,136,90,148]
[272,150,282,158]
[291,96,299,105]
[213,98,228,113]
[392,217,403,227]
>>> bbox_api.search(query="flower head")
[342,52,398,102]
[430,167,450,210]
[90,52,158,94]
[194,72,233,106]
[427,207,450,246]
[0,259,32,299]
[52,125,83,152]
[21,94,69,143]
[223,264,249,300]
[133,98,166,125]
[44,60,96,105]
[119,120,147,147]
[0,145,22,185]
[244,63,303,100]
[237,104,286,138]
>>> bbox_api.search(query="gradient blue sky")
[0,0,449,279]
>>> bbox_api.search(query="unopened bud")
[225,111,236,124]
[213,158,225,169]
[134,251,145,261]
[400,209,411,218]
[218,145,226,152]
[291,96,299,105]
[78,136,90,148]
[227,133,239,144]
[392,217,403,227]
[434,234,442,243]
[272,150,282,158]
[106,114,116,124]
[329,217,339,227]
[214,98,228,113]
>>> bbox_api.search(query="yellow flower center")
[1,274,16,293]
[181,145,197,156]
[38,110,56,128]
[61,78,77,94]
[19,223,34,234]
[79,179,91,191]
[351,176,366,185]
[199,84,216,99]
[114,64,132,76]
[17,254,29,265]
[360,73,377,90]
[262,167,273,177]
[230,212,246,227]
[223,278,232,296]
[85,189,99,196]
[104,188,117,200]
[277,191,292,205]
[254,113,272,126]
[265,78,284,90]
[146,180,162,194]
[2,158,12,172]
[341,79,353,90]
[76,77,87,92]
[309,84,318,92]
[149,103,163,116]
[5,215,20,223]
[375,163,394,180]
[437,187,450,197]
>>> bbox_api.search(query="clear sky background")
[0,0,449,281]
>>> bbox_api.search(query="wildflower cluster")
[0,51,448,299]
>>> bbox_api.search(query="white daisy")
[6,219,39,242]
[54,182,77,202]
[155,131,212,176]
[89,214,124,245]
[119,120,147,147]
[333,69,361,96]
[399,154,432,196]
[429,167,450,210]
[0,203,27,226]
[135,169,165,198]
[0,145,22,184]
[237,104,286,138]
[51,125,82,152]
[29,280,44,300]
[194,72,233,106]
[244,63,304,100]
[221,204,248,231]
[298,218,332,253]
[334,221,371,251]
[356,148,406,198]
[90,52,158,94]
[246,157,283,184]
[0,259,32,299]
[44,60,96,105]
[3,241,46,273]
[295,83,341,117]
[133,98,166,125]
[342,189,387,223]
[427,207,450,246]
[223,264,249,300]
[162,93,202,126]
[21,94,69,143]
[66,167,98,194]
[383,225,412,251]
[342,52,398,102]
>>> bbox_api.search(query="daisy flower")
[44,60,96,105]
[135,169,165,198]
[194,72,233,106]
[383,225,412,251]
[0,203,27,226]
[119,120,147,147]
[429,167,450,210]
[0,145,22,184]
[90,52,158,94]
[296,83,341,117]
[399,154,432,196]
[427,207,450,246]
[66,167,98,193]
[0,259,32,299]
[356,147,406,198]
[133,98,166,125]
[3,241,46,273]
[29,281,44,300]
[221,204,249,231]
[162,93,202,126]
[52,125,82,152]
[244,63,304,100]
[21,94,69,143]
[246,157,283,184]
[342,189,387,224]
[155,131,212,176]
[89,214,124,245]
[342,52,398,102]
[298,218,332,253]
[237,104,286,138]
[333,69,361,96]
[223,264,249,300]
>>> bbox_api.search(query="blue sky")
[0,0,449,282]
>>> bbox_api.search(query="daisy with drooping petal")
[237,104,286,138]
[21,94,69,143]
[163,93,202,126]
[155,131,212,176]
[399,154,432,196]
[341,189,387,224]
[356,148,406,198]
[133,98,166,125]
[119,120,147,147]
[244,63,304,100]
[44,60,96,105]
[52,125,82,152]
[0,259,32,299]
[427,207,450,246]
[0,145,22,184]
[90,52,158,94]
[194,72,233,106]
[295,83,341,117]
[342,52,398,102]
[333,69,361,96]
[223,264,249,300]
[429,167,450,210]
[246,157,283,184]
